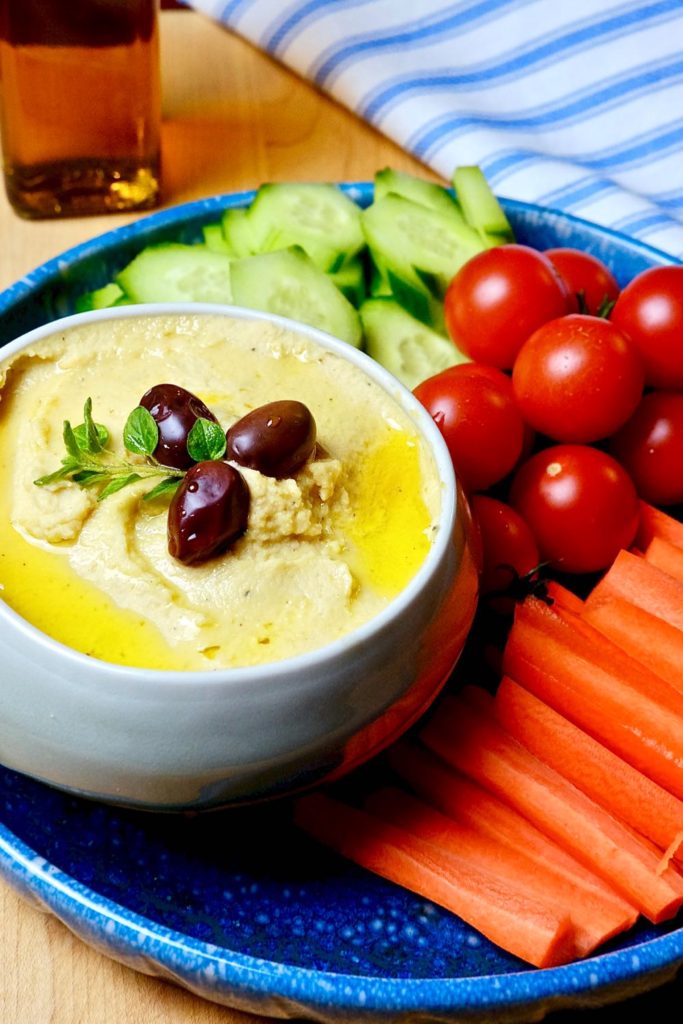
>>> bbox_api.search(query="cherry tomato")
[470,494,539,595]
[444,244,571,369]
[454,362,536,458]
[512,314,644,443]
[509,445,639,574]
[545,248,619,315]
[609,391,683,506]
[610,266,683,388]
[413,364,524,492]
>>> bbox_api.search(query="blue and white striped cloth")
[187,0,683,257]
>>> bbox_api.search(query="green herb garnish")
[187,417,227,462]
[34,398,184,501]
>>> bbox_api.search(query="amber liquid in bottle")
[0,0,161,218]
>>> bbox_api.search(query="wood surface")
[1,10,681,1024]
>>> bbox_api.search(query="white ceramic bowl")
[0,304,478,810]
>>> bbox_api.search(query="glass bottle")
[0,0,161,218]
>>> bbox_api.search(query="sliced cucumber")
[75,281,127,313]
[116,243,233,304]
[329,255,366,307]
[362,194,485,299]
[245,182,364,272]
[374,167,461,218]
[221,207,258,257]
[230,247,362,348]
[203,222,233,254]
[361,297,467,389]
[452,165,513,246]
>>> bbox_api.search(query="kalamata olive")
[168,461,250,565]
[140,383,218,470]
[226,400,316,478]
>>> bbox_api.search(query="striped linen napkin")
[187,0,683,258]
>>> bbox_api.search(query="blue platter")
[0,185,682,1021]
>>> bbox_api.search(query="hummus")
[0,313,441,670]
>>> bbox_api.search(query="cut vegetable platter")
[0,181,682,1022]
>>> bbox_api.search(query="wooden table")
[0,10,681,1024]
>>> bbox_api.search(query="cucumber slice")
[361,297,467,389]
[203,222,233,254]
[370,251,446,334]
[75,282,127,313]
[230,247,362,348]
[246,182,364,272]
[329,255,366,307]
[361,194,484,299]
[116,243,233,304]
[452,165,514,246]
[221,207,258,257]
[374,167,462,218]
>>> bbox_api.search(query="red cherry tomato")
[512,314,644,443]
[545,248,619,315]
[470,494,540,595]
[610,266,683,388]
[444,244,571,369]
[413,364,524,492]
[609,391,683,506]
[509,445,639,574]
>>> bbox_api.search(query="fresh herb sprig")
[34,398,185,502]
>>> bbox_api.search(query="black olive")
[168,461,250,565]
[140,383,218,470]
[226,400,316,478]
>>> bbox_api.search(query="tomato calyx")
[485,561,553,610]
[575,290,616,319]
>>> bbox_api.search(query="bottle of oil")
[0,0,161,218]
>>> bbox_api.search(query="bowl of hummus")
[0,305,478,809]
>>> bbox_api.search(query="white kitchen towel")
[187,0,683,258]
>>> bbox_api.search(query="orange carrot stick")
[581,593,683,698]
[294,792,576,968]
[588,548,683,632]
[636,501,683,551]
[365,785,633,957]
[503,597,683,800]
[545,580,584,613]
[389,740,638,937]
[494,676,683,858]
[419,695,683,922]
[643,536,683,583]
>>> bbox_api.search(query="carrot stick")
[581,593,683,698]
[494,676,683,859]
[419,695,683,922]
[588,548,683,632]
[545,580,584,613]
[503,598,683,800]
[643,536,683,583]
[636,501,683,551]
[365,785,634,956]
[389,741,634,919]
[294,792,576,968]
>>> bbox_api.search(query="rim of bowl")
[0,302,460,688]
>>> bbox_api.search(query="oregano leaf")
[82,397,104,453]
[187,417,226,462]
[62,420,81,459]
[123,406,159,456]
[97,473,142,501]
[73,421,109,451]
[142,477,182,502]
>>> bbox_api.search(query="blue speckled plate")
[0,186,682,1022]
